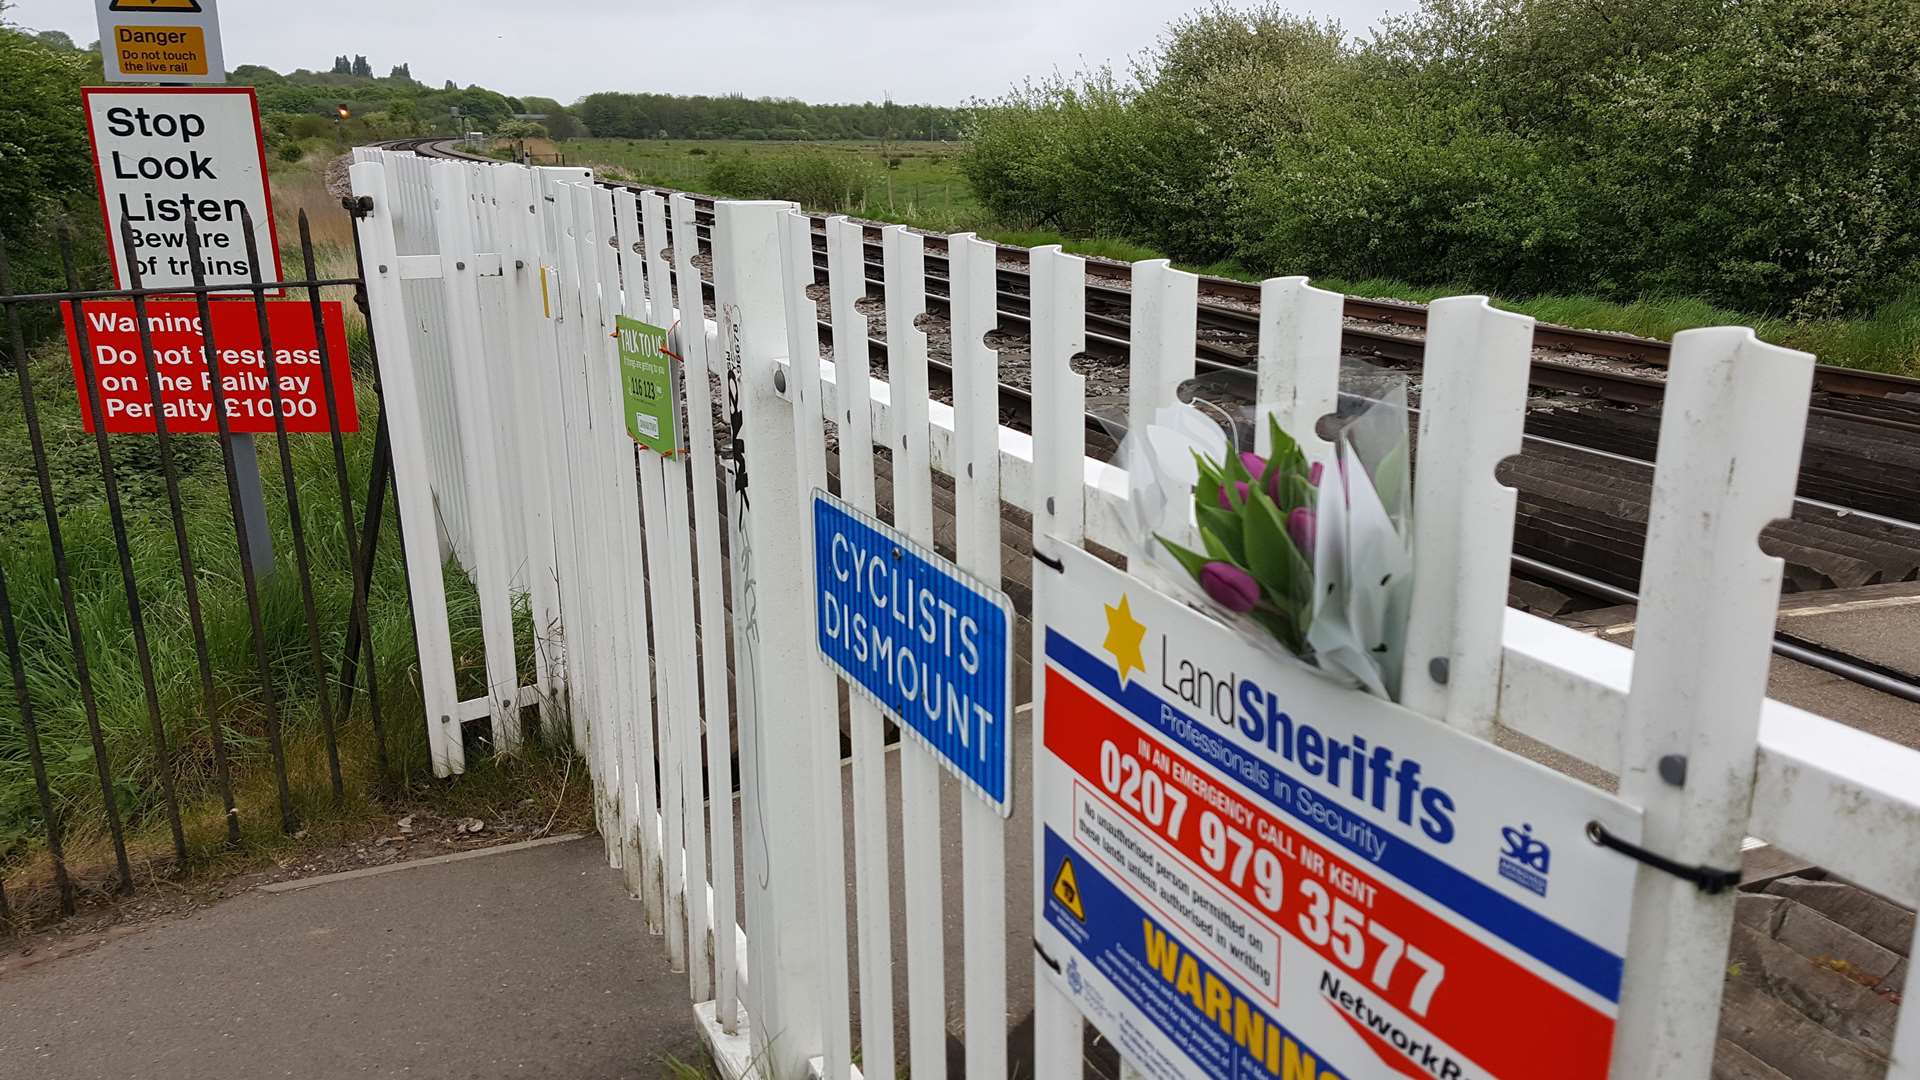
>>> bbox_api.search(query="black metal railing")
[0,205,402,926]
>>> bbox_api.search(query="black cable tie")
[1033,548,1065,574]
[340,195,374,219]
[1033,939,1062,973]
[1586,821,1741,895]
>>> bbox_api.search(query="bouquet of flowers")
[1121,375,1413,700]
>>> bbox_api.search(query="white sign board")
[83,87,280,291]
[95,0,226,84]
[1033,543,1643,1080]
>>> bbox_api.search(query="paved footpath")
[0,836,704,1079]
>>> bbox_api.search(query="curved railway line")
[384,137,1920,702]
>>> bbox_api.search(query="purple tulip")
[1288,507,1316,559]
[1199,561,1261,613]
[1217,480,1251,509]
[1240,452,1268,481]
[1308,461,1323,487]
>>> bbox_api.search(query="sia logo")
[1498,822,1552,897]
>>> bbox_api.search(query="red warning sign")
[63,300,357,435]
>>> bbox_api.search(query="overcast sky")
[11,0,1420,105]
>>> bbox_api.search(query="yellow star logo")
[1103,593,1148,688]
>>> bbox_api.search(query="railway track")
[388,137,1920,700]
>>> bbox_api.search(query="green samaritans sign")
[615,315,680,456]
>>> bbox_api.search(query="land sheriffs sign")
[83,86,279,291]
[95,0,226,83]
[813,490,1015,814]
[1032,542,1642,1079]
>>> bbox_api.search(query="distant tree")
[457,86,513,129]
[573,90,962,141]
[230,63,283,85]
[387,97,420,134]
[330,54,351,74]
[521,96,581,139]
[496,118,547,141]
[32,29,75,50]
[388,62,411,81]
[351,54,372,78]
[444,79,456,91]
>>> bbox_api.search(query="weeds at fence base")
[0,735,590,939]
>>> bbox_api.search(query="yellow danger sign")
[97,0,223,82]
[1051,855,1086,921]
[111,25,208,76]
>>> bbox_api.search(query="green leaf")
[1199,526,1235,564]
[1244,487,1315,611]
[1156,535,1212,581]
[1195,504,1247,564]
[1241,487,1297,594]
[1192,450,1223,511]
[1267,414,1306,479]
[1278,473,1316,516]
[1222,443,1251,487]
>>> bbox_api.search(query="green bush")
[703,153,867,211]
[962,0,1920,318]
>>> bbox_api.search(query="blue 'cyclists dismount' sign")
[812,489,1014,815]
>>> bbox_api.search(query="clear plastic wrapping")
[1118,368,1413,700]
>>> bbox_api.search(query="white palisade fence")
[349,148,1920,1080]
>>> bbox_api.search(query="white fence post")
[948,232,1008,1080]
[429,163,521,749]
[1397,297,1534,730]
[495,166,564,720]
[880,222,949,1080]
[1610,330,1813,1077]
[537,169,597,760]
[1027,243,1087,1079]
[671,192,742,1031]
[643,189,712,993]
[1253,276,1340,463]
[603,186,669,934]
[827,216,898,1080]
[717,199,833,1080]
[777,208,855,1080]
[349,160,463,776]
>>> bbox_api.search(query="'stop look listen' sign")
[83,86,280,292]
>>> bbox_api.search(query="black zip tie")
[1586,821,1741,894]
[341,195,374,219]
[1034,548,1065,574]
[1034,939,1062,973]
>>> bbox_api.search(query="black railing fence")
[0,204,406,926]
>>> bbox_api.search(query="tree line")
[576,92,965,142]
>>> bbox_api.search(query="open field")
[560,137,979,227]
